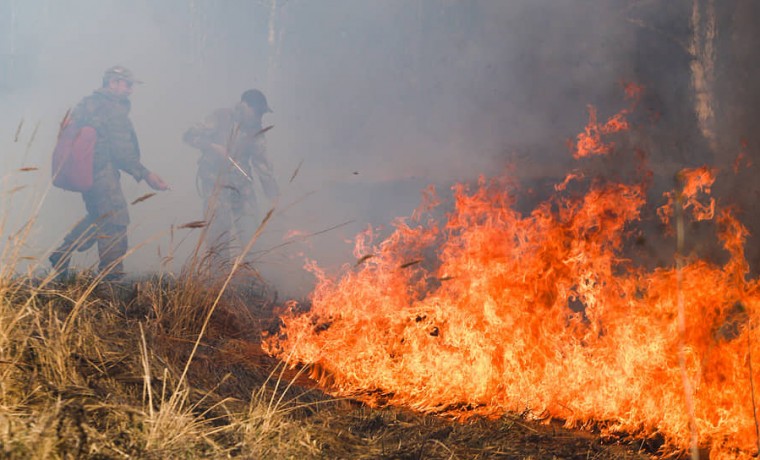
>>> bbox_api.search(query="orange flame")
[572,106,634,159]
[265,98,760,458]
[571,84,641,160]
[658,166,716,228]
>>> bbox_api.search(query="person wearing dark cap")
[49,65,170,281]
[183,89,279,267]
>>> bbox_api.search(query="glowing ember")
[264,97,760,458]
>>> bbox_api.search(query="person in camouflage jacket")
[183,89,279,266]
[49,65,169,281]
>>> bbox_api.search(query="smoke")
[1,1,709,297]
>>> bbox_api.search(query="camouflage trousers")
[200,172,260,267]
[50,171,129,280]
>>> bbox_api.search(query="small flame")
[572,99,633,159]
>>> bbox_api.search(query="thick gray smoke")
[1,1,712,297]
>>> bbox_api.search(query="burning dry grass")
[266,175,760,459]
[0,104,674,459]
[0,212,658,459]
[0,267,653,459]
[265,103,760,459]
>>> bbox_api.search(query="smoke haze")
[0,1,715,296]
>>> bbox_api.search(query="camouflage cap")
[103,65,143,84]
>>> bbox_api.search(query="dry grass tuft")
[0,250,318,459]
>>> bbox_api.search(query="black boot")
[48,250,72,282]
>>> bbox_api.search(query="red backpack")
[51,111,96,192]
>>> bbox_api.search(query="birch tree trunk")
[689,0,717,155]
[266,0,283,90]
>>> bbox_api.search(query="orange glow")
[265,98,760,458]
[734,140,752,173]
[283,229,309,240]
[623,81,644,101]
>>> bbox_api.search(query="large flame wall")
[265,103,759,458]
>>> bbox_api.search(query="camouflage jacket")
[71,88,150,183]
[183,108,278,199]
